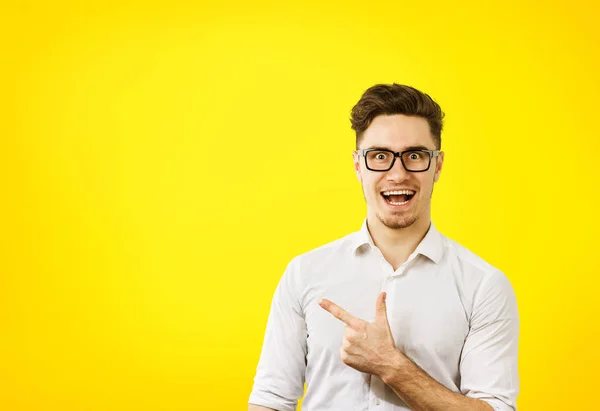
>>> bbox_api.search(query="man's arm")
[319,269,519,411]
[248,405,278,411]
[380,353,493,411]
[382,270,519,411]
[248,258,307,411]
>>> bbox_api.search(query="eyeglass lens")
[366,150,431,171]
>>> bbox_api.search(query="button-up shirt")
[249,220,519,411]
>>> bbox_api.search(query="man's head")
[351,84,445,230]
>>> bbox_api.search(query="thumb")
[375,292,389,325]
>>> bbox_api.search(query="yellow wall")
[2,1,598,409]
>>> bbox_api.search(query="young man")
[248,84,519,411]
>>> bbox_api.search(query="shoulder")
[288,231,357,270]
[444,235,498,274]
[444,236,514,308]
[280,231,357,294]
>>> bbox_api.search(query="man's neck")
[366,214,431,271]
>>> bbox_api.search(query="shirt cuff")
[479,397,516,411]
[248,392,297,411]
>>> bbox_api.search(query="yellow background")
[2,1,599,410]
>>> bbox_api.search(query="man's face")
[353,114,444,230]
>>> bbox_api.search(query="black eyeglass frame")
[355,148,441,172]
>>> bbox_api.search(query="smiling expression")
[354,114,444,230]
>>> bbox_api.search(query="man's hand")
[318,292,405,378]
[319,292,497,411]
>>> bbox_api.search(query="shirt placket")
[367,248,419,411]
[366,249,394,411]
[368,374,387,410]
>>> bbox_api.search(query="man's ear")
[353,151,362,183]
[433,151,444,183]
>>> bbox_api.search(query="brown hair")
[350,83,445,149]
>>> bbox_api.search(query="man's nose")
[386,156,410,180]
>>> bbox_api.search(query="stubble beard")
[376,210,419,229]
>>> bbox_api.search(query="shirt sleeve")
[249,258,307,411]
[459,269,520,411]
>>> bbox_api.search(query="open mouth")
[381,189,416,206]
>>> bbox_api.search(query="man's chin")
[376,213,418,230]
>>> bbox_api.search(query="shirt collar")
[352,219,444,264]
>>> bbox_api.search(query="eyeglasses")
[356,148,441,172]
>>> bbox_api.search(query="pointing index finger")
[319,298,364,330]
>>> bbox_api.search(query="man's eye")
[375,153,387,160]
[409,153,421,160]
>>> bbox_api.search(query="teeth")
[388,200,410,205]
[382,190,415,196]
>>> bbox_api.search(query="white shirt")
[249,220,519,411]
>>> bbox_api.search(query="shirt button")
[376,399,381,406]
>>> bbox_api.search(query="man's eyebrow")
[403,145,432,151]
[364,145,432,151]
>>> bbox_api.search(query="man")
[248,84,519,411]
